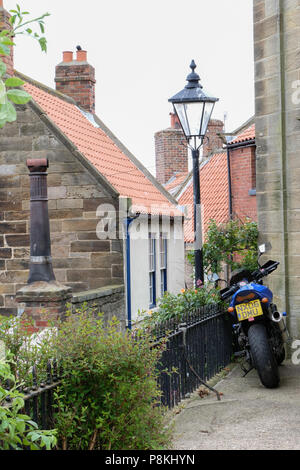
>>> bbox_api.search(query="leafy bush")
[140,283,221,328]
[0,315,55,388]
[51,309,171,450]
[0,357,56,450]
[188,218,259,277]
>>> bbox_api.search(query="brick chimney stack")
[155,113,188,185]
[55,48,96,113]
[202,119,224,157]
[0,0,14,77]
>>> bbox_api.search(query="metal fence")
[4,361,61,430]
[3,304,233,428]
[153,305,233,408]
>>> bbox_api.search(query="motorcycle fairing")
[230,282,273,309]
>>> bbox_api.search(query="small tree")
[187,218,259,277]
[203,218,259,275]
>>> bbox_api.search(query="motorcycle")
[219,244,289,389]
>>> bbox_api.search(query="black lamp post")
[169,61,219,286]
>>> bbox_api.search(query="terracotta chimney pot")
[76,50,87,62]
[63,51,73,63]
[55,48,96,113]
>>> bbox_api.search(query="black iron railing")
[4,360,61,431]
[152,304,233,408]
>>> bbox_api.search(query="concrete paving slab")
[172,361,300,450]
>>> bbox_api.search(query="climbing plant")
[0,3,50,128]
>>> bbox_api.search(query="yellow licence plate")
[235,299,263,322]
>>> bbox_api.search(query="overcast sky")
[5,0,255,175]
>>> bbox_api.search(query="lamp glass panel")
[200,101,215,136]
[174,101,207,138]
[173,103,190,137]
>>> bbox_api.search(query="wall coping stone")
[71,284,125,304]
[16,281,73,303]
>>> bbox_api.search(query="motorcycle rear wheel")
[248,323,280,389]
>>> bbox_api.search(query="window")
[149,233,156,307]
[160,233,168,296]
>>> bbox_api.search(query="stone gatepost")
[16,281,72,333]
[16,158,72,332]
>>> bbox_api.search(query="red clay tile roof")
[22,79,181,217]
[177,153,229,243]
[229,124,255,145]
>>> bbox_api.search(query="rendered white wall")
[128,216,185,323]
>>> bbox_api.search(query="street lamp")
[169,60,219,286]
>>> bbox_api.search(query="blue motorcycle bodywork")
[229,283,273,318]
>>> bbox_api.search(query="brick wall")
[0,103,124,317]
[155,116,225,185]
[55,50,96,113]
[230,145,257,221]
[0,2,14,77]
[155,114,188,184]
[203,119,224,157]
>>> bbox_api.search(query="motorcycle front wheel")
[248,323,280,389]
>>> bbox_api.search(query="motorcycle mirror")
[259,244,266,254]
[258,242,272,255]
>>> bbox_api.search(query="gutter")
[226,139,256,151]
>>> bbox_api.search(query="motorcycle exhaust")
[271,310,282,322]
[268,305,289,343]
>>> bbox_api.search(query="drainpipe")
[124,216,138,330]
[226,145,233,220]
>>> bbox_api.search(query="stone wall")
[253,0,300,337]
[71,285,126,331]
[0,102,125,318]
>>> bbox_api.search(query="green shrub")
[0,315,55,388]
[51,310,171,450]
[0,357,56,450]
[140,284,221,328]
[203,218,259,275]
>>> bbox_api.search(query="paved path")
[172,361,300,450]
